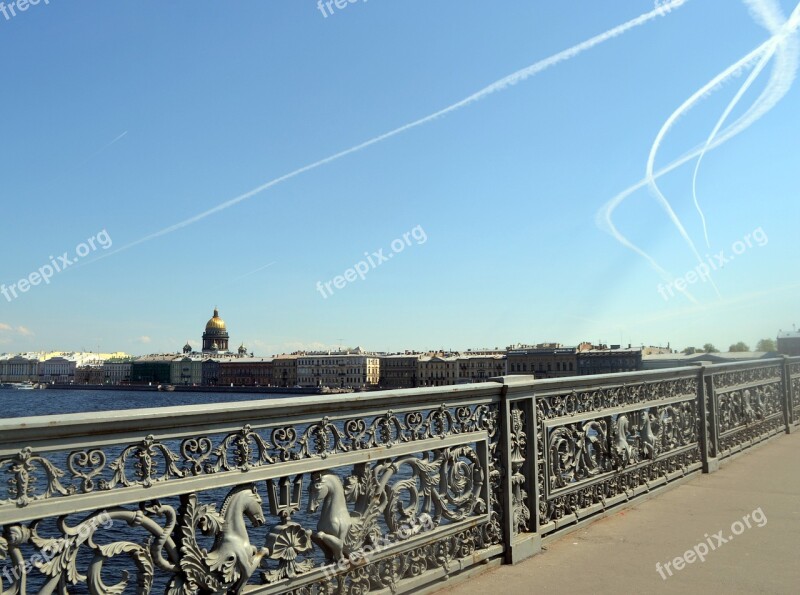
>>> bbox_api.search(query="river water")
[0,387,302,419]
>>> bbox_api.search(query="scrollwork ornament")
[102,435,184,490]
[68,449,107,493]
[205,425,273,474]
[0,447,72,507]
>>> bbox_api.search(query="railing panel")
[0,389,505,594]
[531,370,702,537]
[708,361,785,457]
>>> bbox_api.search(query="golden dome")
[205,308,227,331]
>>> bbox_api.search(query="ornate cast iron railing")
[0,358,797,594]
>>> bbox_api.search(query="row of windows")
[510,361,574,372]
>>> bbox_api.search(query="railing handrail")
[0,382,503,450]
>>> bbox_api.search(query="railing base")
[703,457,720,474]
[785,423,796,434]
[506,533,542,564]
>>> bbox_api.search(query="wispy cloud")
[0,323,34,337]
[136,335,152,344]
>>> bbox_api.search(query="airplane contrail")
[691,0,797,249]
[598,0,800,302]
[79,130,129,164]
[89,0,692,263]
[229,261,276,283]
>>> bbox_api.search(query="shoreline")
[39,384,324,395]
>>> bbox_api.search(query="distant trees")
[681,340,771,355]
[756,338,777,352]
[682,344,718,355]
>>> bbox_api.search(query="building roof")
[218,357,274,364]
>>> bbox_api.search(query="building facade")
[202,359,220,386]
[273,356,298,388]
[218,358,274,386]
[38,357,77,384]
[778,330,800,356]
[130,356,173,385]
[417,354,459,387]
[75,365,105,385]
[170,356,205,386]
[102,359,132,385]
[577,346,642,375]
[0,356,39,382]
[507,345,578,378]
[297,353,380,389]
[379,354,421,389]
[457,354,506,383]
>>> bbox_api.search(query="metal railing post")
[699,365,720,473]
[494,375,541,564]
[781,356,794,432]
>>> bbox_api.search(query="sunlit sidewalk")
[438,431,800,595]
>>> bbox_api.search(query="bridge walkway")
[440,431,800,595]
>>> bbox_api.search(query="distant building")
[297,353,380,389]
[102,358,132,385]
[0,356,39,382]
[218,357,273,386]
[75,365,104,385]
[38,357,77,384]
[418,354,459,387]
[778,330,800,356]
[170,356,205,386]
[577,345,642,375]
[380,354,421,389]
[202,359,220,386]
[273,356,299,388]
[642,345,673,356]
[507,344,577,378]
[130,356,173,385]
[457,354,506,383]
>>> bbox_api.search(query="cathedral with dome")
[202,308,230,353]
[180,308,249,357]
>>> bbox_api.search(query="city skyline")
[0,300,782,359]
[1,1,799,355]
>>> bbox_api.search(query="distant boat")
[158,384,176,392]
[12,382,36,390]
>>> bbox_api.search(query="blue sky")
[1,0,798,355]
